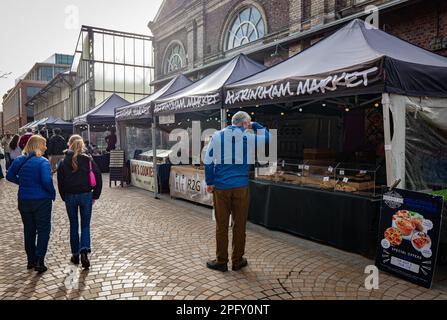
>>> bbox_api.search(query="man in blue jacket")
[205,111,269,272]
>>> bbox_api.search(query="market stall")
[153,54,266,206]
[223,19,447,256]
[115,74,193,194]
[34,116,73,140]
[19,119,42,132]
[73,93,129,150]
[73,94,129,172]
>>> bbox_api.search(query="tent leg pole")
[116,121,121,150]
[152,117,159,199]
[220,108,226,130]
[382,93,394,187]
[87,125,91,145]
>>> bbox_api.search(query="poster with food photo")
[376,188,443,289]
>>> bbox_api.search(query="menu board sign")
[376,188,444,288]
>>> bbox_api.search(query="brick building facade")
[1,54,73,133]
[149,0,447,89]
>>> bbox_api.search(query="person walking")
[57,135,102,269]
[9,135,22,166]
[204,111,270,272]
[39,130,49,159]
[47,128,66,174]
[18,128,33,150]
[84,141,94,155]
[1,131,12,170]
[6,135,56,273]
[0,143,4,179]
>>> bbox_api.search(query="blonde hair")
[23,135,47,157]
[68,135,86,172]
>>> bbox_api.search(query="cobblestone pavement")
[1,176,447,300]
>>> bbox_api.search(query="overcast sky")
[0,0,163,109]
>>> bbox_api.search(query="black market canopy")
[115,74,193,122]
[37,116,73,131]
[154,54,267,114]
[224,19,447,107]
[73,93,129,127]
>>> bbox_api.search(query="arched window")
[226,6,266,51]
[163,42,186,75]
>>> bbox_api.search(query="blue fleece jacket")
[205,122,269,190]
[6,153,56,201]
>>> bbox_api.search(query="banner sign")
[169,166,213,207]
[376,188,444,288]
[116,105,152,121]
[154,93,220,114]
[130,160,155,192]
[159,114,176,125]
[224,61,383,106]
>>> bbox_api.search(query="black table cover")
[249,180,381,257]
[93,154,110,173]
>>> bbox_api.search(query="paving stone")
[1,176,447,300]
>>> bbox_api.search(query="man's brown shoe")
[232,258,248,271]
[206,260,228,272]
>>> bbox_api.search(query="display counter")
[169,166,213,207]
[248,179,381,257]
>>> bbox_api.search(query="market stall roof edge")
[153,54,266,115]
[115,74,193,122]
[224,19,447,106]
[73,93,129,126]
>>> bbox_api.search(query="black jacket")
[57,151,103,201]
[48,135,66,156]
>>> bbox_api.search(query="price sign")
[323,177,330,182]
[340,170,345,176]
[343,177,349,183]
[328,166,334,173]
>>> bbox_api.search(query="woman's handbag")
[89,160,97,188]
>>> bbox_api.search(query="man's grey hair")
[232,111,251,126]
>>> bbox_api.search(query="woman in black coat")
[57,135,102,269]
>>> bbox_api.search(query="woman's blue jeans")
[65,193,93,256]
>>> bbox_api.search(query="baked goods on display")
[335,181,358,193]
[412,232,432,251]
[384,227,403,246]
[383,209,434,253]
[395,218,415,237]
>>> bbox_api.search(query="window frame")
[224,5,267,52]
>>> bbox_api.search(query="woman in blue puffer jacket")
[6,135,56,273]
